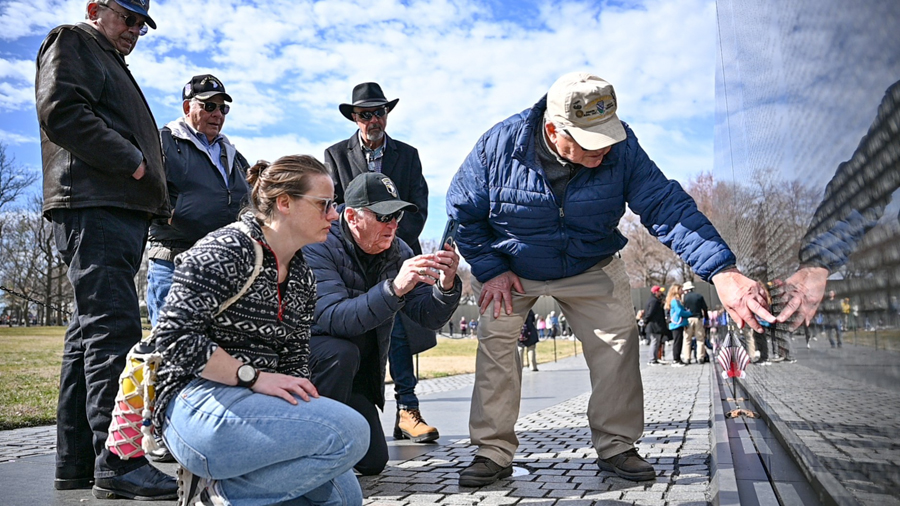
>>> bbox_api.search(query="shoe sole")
[458,466,513,487]
[394,428,440,443]
[597,460,656,481]
[92,486,179,500]
[54,477,94,490]
[177,466,204,506]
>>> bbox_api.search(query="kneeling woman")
[153,155,369,506]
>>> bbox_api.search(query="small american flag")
[717,330,750,379]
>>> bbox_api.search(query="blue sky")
[0,0,716,241]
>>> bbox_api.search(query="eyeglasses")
[300,195,336,215]
[196,101,231,115]
[353,107,387,121]
[98,3,149,36]
[367,209,404,223]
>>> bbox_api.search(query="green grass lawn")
[0,327,585,430]
[0,326,66,430]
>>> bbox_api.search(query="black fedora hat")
[339,82,399,121]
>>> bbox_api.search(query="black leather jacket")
[36,23,169,218]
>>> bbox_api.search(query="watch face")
[238,365,255,382]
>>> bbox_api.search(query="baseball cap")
[651,285,661,294]
[109,0,157,30]
[182,74,233,102]
[546,72,626,150]
[345,173,418,215]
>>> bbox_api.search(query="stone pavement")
[0,350,720,505]
[737,342,900,506]
[361,359,713,505]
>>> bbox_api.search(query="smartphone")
[440,219,459,249]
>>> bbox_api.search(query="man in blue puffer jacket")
[447,72,776,486]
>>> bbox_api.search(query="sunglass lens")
[202,103,230,115]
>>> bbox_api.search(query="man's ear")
[86,2,100,20]
[544,121,558,142]
[182,100,191,116]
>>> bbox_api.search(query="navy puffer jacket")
[446,96,735,283]
[303,217,461,408]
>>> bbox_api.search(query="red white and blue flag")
[717,330,750,379]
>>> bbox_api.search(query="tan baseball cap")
[546,72,626,150]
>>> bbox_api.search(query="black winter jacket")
[643,294,668,335]
[36,23,169,218]
[149,118,250,260]
[303,215,461,408]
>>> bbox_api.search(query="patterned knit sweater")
[153,212,316,431]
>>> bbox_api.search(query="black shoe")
[458,456,513,487]
[93,464,178,500]
[55,476,94,490]
[597,448,656,481]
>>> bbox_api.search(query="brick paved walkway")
[361,361,712,505]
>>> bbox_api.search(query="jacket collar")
[348,132,398,177]
[166,116,236,175]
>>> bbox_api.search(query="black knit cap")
[344,173,417,215]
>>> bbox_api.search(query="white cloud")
[1,0,719,238]
[0,128,36,145]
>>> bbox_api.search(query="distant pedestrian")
[460,316,468,337]
[537,316,546,339]
[518,310,539,371]
[449,321,455,337]
[666,284,690,366]
[644,286,667,365]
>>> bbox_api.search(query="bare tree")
[0,142,38,212]
[619,210,684,288]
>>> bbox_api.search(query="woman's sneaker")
[197,480,230,506]
[177,467,206,506]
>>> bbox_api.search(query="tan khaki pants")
[683,317,707,362]
[469,258,643,466]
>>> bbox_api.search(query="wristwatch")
[236,363,259,388]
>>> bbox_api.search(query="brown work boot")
[393,408,440,443]
[597,448,656,481]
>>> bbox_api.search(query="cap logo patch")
[381,178,398,198]
[184,84,191,96]
[580,95,616,124]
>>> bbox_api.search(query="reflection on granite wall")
[715,0,900,503]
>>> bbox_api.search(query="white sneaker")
[197,480,230,506]
[177,467,206,506]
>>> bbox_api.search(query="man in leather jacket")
[35,0,175,500]
[146,74,250,328]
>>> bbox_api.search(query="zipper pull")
[559,207,565,218]
[227,190,232,205]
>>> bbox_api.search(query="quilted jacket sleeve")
[305,239,404,338]
[621,125,736,281]
[447,134,511,283]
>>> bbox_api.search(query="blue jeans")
[163,379,368,506]
[388,315,418,410]
[51,207,149,479]
[146,259,175,327]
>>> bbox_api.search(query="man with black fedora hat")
[36,0,177,499]
[327,82,427,255]
[326,82,438,453]
[304,172,461,475]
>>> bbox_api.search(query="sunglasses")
[301,195,336,215]
[98,3,149,36]
[354,108,387,121]
[197,101,231,115]
[368,209,404,223]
